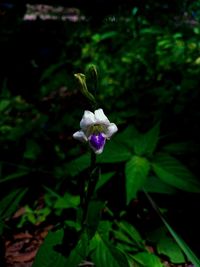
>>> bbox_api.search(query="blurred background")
[1,1,200,266]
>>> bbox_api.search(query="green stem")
[82,152,98,225]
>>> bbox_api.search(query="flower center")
[89,133,105,150]
[87,124,106,135]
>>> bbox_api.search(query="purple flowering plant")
[32,66,200,267]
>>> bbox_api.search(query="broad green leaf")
[0,187,28,219]
[118,221,143,245]
[0,171,28,184]
[134,123,160,156]
[54,193,80,209]
[125,156,150,204]
[0,99,10,112]
[91,232,129,267]
[144,192,200,267]
[63,153,90,177]
[33,229,85,267]
[152,154,200,192]
[95,172,115,191]
[144,176,177,194]
[97,140,132,163]
[132,252,163,267]
[147,227,185,263]
[157,236,185,263]
[32,229,68,267]
[162,142,191,155]
[40,61,66,83]
[85,200,105,239]
[113,221,144,253]
[92,31,117,42]
[115,125,139,151]
[24,139,41,160]
[162,219,200,267]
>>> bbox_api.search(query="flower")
[73,109,118,154]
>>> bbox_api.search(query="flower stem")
[82,152,98,225]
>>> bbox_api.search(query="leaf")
[113,221,144,253]
[132,252,163,267]
[125,156,150,204]
[0,171,28,184]
[162,142,191,155]
[0,99,10,112]
[118,221,143,245]
[54,193,80,209]
[91,232,129,267]
[95,172,115,191]
[92,31,117,42]
[85,200,105,239]
[143,176,177,194]
[0,187,28,219]
[157,235,185,263]
[114,125,139,150]
[24,139,41,160]
[32,229,68,267]
[97,140,132,163]
[152,154,200,192]
[147,227,185,263]
[63,153,90,177]
[32,229,86,267]
[134,123,160,156]
[144,192,200,267]
[40,61,66,82]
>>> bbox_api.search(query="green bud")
[74,73,96,106]
[86,64,98,92]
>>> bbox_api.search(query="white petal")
[95,147,105,154]
[80,110,95,130]
[94,109,110,125]
[73,131,88,142]
[89,143,105,154]
[105,123,118,139]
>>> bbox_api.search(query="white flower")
[73,108,118,154]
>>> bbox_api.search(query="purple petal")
[89,133,106,152]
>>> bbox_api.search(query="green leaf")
[33,229,86,267]
[63,153,90,177]
[54,193,80,209]
[85,200,105,239]
[113,221,144,253]
[152,154,200,192]
[125,156,150,204]
[92,31,117,42]
[147,226,185,263]
[115,125,139,151]
[97,140,132,163]
[24,139,41,160]
[0,171,28,184]
[157,236,185,263]
[32,229,68,267]
[0,99,10,112]
[0,187,28,219]
[143,176,177,194]
[162,220,200,267]
[95,172,115,191]
[91,232,129,267]
[162,142,191,155]
[144,192,200,267]
[132,252,163,267]
[134,123,160,156]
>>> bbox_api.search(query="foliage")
[1,1,200,266]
